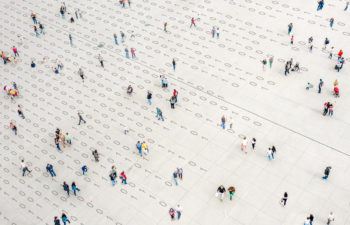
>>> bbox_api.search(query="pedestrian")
[120,31,125,42]
[241,137,247,153]
[54,216,61,225]
[12,46,19,57]
[169,96,176,109]
[287,23,293,35]
[119,171,127,184]
[92,149,99,162]
[70,17,75,23]
[78,68,85,82]
[172,58,176,71]
[337,49,343,59]
[280,192,288,206]
[322,166,332,180]
[284,62,290,76]
[317,0,324,11]
[136,141,142,156]
[271,146,276,159]
[318,79,324,93]
[211,26,216,38]
[333,79,339,87]
[125,48,130,58]
[169,208,175,220]
[38,23,44,34]
[328,103,334,116]
[46,164,56,177]
[147,91,152,105]
[177,168,183,180]
[141,141,149,155]
[216,185,226,201]
[220,115,226,129]
[262,59,267,71]
[156,107,164,121]
[173,89,178,102]
[17,105,25,119]
[190,17,196,28]
[68,34,73,46]
[71,182,80,196]
[113,33,118,45]
[109,166,117,186]
[329,18,334,29]
[267,148,273,160]
[228,186,235,200]
[20,159,32,176]
[130,48,136,58]
[61,213,70,225]
[65,133,72,145]
[216,27,220,38]
[308,214,314,225]
[31,12,37,24]
[10,122,17,135]
[327,212,335,225]
[126,85,133,95]
[175,205,182,220]
[81,165,88,175]
[34,25,39,37]
[98,54,104,67]
[345,1,349,11]
[31,60,36,68]
[172,170,178,185]
[63,182,70,196]
[323,38,330,50]
[268,56,274,68]
[78,112,86,125]
[290,35,294,44]
[164,22,168,32]
[329,47,334,59]
[251,138,256,150]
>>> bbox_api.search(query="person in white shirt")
[175,204,182,220]
[241,137,247,153]
[327,212,335,225]
[20,159,31,176]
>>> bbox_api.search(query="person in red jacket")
[338,49,343,59]
[120,171,127,184]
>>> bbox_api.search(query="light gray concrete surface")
[0,0,350,224]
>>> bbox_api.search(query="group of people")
[216,185,236,201]
[54,128,72,151]
[109,166,127,186]
[3,82,19,100]
[135,141,149,157]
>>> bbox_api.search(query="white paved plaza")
[1,0,350,224]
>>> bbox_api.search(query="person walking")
[46,164,56,177]
[323,38,330,50]
[172,170,178,186]
[147,91,152,105]
[271,146,276,159]
[318,79,324,93]
[251,138,256,150]
[113,33,118,45]
[345,1,349,10]
[308,214,314,225]
[241,137,247,153]
[175,205,182,220]
[136,141,142,156]
[322,166,332,180]
[327,212,335,225]
[268,56,274,68]
[172,58,176,71]
[220,115,226,129]
[119,171,127,184]
[98,54,104,67]
[125,48,130,58]
[216,185,226,201]
[169,96,176,109]
[329,47,334,59]
[17,105,25,119]
[109,166,117,186]
[290,35,294,45]
[177,168,183,180]
[211,26,216,38]
[63,182,70,196]
[190,17,196,28]
[267,148,273,160]
[78,112,86,125]
[65,133,72,145]
[78,68,85,82]
[61,213,70,225]
[228,186,235,200]
[81,165,88,175]
[287,23,293,35]
[20,159,32,176]
[31,12,37,24]
[71,182,80,196]
[54,216,61,225]
[156,107,164,121]
[317,0,324,11]
[280,192,288,206]
[329,18,334,29]
[12,46,19,57]
[68,34,73,46]
[169,208,175,220]
[10,122,17,135]
[164,22,168,32]
[216,27,220,38]
[92,149,99,162]
[130,48,136,58]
